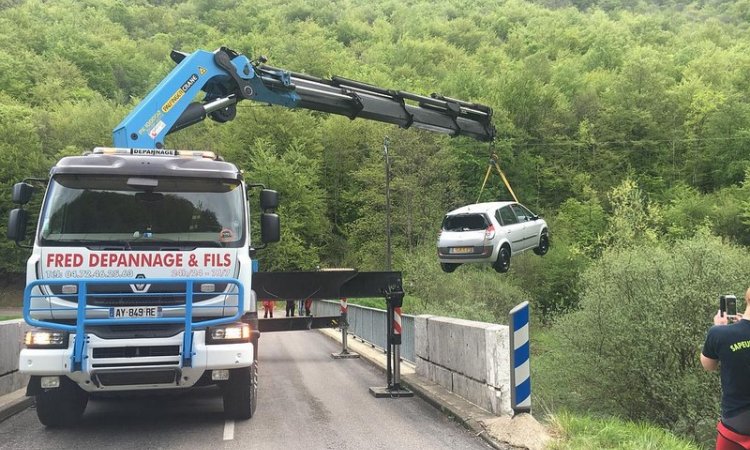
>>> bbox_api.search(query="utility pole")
[383,136,392,271]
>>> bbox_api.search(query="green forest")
[3,0,750,446]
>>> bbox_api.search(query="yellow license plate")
[449,247,473,254]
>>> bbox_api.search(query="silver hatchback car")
[437,201,549,273]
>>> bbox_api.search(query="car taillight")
[485,225,495,239]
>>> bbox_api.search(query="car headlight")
[206,323,251,344]
[24,329,69,349]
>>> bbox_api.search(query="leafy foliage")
[2,0,750,443]
[535,233,750,444]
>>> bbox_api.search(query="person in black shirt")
[285,300,296,317]
[702,288,750,448]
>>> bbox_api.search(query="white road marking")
[223,419,235,441]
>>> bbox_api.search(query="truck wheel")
[35,377,88,427]
[222,363,257,420]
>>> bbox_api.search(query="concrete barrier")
[0,320,29,396]
[415,315,512,416]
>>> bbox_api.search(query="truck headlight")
[206,323,251,344]
[24,329,69,349]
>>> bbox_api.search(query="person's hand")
[714,309,730,326]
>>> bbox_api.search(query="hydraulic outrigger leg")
[369,281,413,398]
[331,297,359,359]
[252,270,412,396]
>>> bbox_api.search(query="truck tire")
[222,363,257,420]
[35,377,88,427]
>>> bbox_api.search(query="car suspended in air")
[437,201,549,273]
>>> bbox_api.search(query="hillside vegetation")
[2,0,750,446]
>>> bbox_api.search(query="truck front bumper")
[20,330,254,392]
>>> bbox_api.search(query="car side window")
[511,204,530,222]
[517,204,536,219]
[498,206,517,225]
[495,209,504,226]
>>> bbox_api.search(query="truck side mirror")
[260,189,278,211]
[260,213,280,243]
[12,182,34,205]
[7,208,28,242]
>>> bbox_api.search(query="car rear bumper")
[437,245,494,261]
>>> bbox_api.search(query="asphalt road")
[0,330,491,450]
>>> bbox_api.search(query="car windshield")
[39,175,245,248]
[442,214,488,232]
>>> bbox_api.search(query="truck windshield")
[40,175,245,248]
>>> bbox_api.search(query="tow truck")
[6,47,495,427]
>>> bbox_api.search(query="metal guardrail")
[313,300,415,363]
[24,277,244,371]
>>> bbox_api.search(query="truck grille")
[94,369,179,386]
[93,345,180,358]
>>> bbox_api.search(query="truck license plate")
[449,247,473,254]
[109,306,163,319]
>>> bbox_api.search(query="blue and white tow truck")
[6,47,495,427]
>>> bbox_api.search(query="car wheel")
[493,245,511,273]
[533,233,549,256]
[440,263,459,273]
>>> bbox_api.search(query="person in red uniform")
[262,300,274,319]
[702,288,750,449]
[304,298,313,316]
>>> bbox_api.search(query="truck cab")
[7,147,279,426]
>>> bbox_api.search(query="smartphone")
[720,295,737,317]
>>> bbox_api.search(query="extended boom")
[113,47,495,148]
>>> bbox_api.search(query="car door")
[510,203,541,251]
[496,205,525,253]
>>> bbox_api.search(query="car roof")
[445,201,516,216]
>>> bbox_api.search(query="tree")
[0,96,51,274]
[241,139,330,271]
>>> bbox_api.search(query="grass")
[0,315,20,321]
[546,411,702,450]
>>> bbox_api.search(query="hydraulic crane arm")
[113,47,495,148]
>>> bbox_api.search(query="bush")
[534,232,750,444]
[510,239,590,317]
[399,245,531,325]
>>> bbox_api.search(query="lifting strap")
[476,152,519,203]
